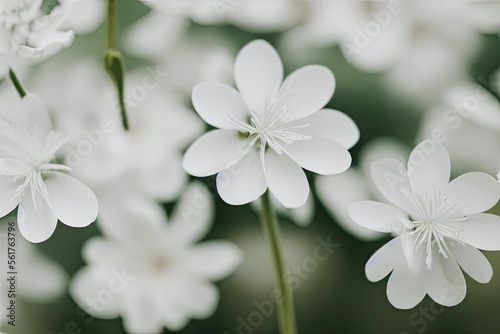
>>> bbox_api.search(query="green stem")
[106,0,116,49]
[104,0,129,130]
[259,191,297,334]
[9,68,27,98]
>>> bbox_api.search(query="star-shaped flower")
[183,40,359,208]
[70,182,243,333]
[0,94,98,243]
[348,139,500,308]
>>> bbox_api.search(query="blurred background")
[1,0,500,333]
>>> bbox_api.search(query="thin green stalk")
[106,0,116,49]
[104,0,129,130]
[259,191,297,334]
[9,68,27,98]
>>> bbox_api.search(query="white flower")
[348,139,500,309]
[58,0,106,35]
[70,183,243,333]
[183,40,359,209]
[0,94,98,243]
[316,137,408,240]
[0,0,75,75]
[138,0,301,33]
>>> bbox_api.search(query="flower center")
[0,129,71,208]
[151,255,171,273]
[402,187,466,269]
[0,0,46,49]
[229,92,311,155]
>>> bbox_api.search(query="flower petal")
[387,260,426,310]
[425,249,466,307]
[169,278,219,319]
[296,108,359,149]
[15,94,53,135]
[348,201,406,233]
[445,172,500,215]
[408,140,450,194]
[265,150,309,209]
[121,283,164,334]
[280,65,335,119]
[316,170,383,240]
[371,157,414,213]
[217,149,267,205]
[45,172,98,228]
[184,241,243,281]
[18,191,58,243]
[234,40,283,107]
[168,182,214,244]
[286,137,351,175]
[450,244,492,284]
[458,213,500,251]
[192,82,250,130]
[365,238,402,282]
[0,176,20,218]
[183,130,251,177]
[69,266,121,319]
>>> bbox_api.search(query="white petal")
[69,266,121,319]
[168,182,214,244]
[387,261,426,310]
[425,249,466,307]
[153,284,190,331]
[371,157,414,213]
[459,213,500,251]
[286,137,351,175]
[169,278,219,319]
[234,40,283,106]
[19,242,68,302]
[296,108,359,149]
[18,192,58,243]
[348,201,406,233]
[265,150,309,209]
[185,241,243,281]
[0,176,20,218]
[365,238,402,282]
[192,82,250,130]
[137,153,187,202]
[280,65,335,119]
[316,171,383,240]
[60,0,106,35]
[45,172,98,228]
[15,94,53,135]
[121,283,164,334]
[124,13,187,61]
[408,140,450,194]
[450,244,492,284]
[183,130,251,177]
[445,172,500,215]
[217,149,267,205]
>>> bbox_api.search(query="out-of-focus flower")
[0,219,68,303]
[283,0,493,105]
[418,78,500,175]
[125,32,234,95]
[0,0,75,77]
[70,183,243,333]
[138,0,301,33]
[348,139,500,309]
[0,94,98,243]
[316,137,408,240]
[30,59,204,206]
[183,40,359,208]
[59,0,106,35]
